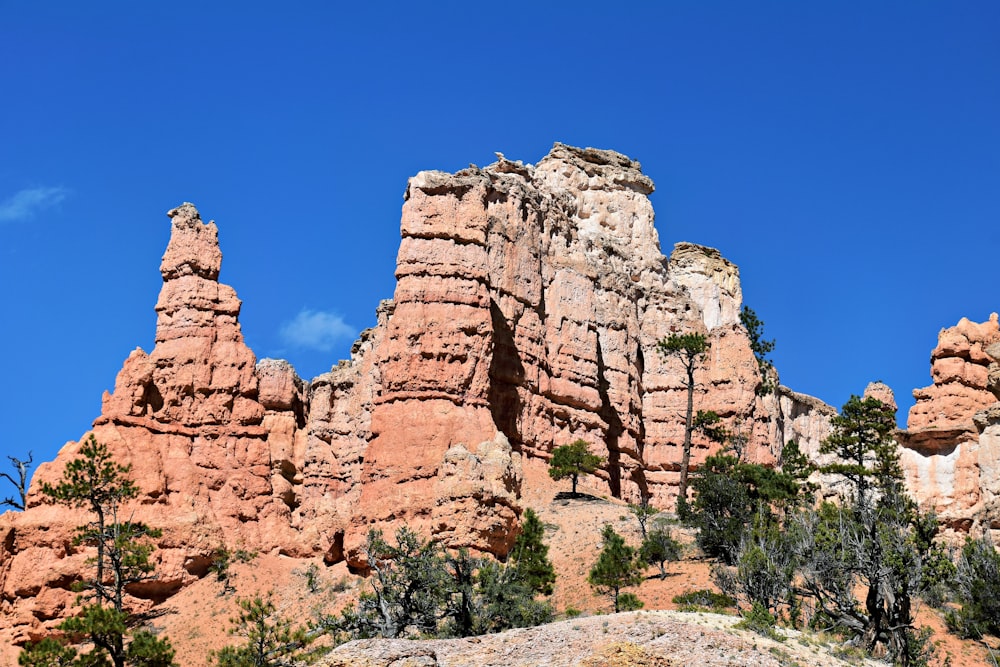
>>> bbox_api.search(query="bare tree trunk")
[678,363,696,504]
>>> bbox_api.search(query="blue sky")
[2,2,998,487]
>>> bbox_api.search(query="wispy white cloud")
[0,187,69,224]
[279,309,355,352]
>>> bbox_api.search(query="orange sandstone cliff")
[900,314,1000,539]
[0,144,833,649]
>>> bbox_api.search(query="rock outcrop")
[339,144,828,562]
[900,314,1000,537]
[0,145,834,651]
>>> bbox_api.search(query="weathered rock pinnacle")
[901,313,1000,538]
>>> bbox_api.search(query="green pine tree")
[547,440,604,496]
[819,395,899,508]
[588,525,644,613]
[739,306,776,395]
[640,527,682,580]
[24,434,176,667]
[657,332,710,511]
[510,508,556,596]
[212,593,308,667]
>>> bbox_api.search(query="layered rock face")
[333,144,833,560]
[901,314,1000,537]
[0,145,834,648]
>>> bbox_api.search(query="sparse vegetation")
[320,522,555,643]
[735,600,781,639]
[210,546,258,595]
[627,495,659,540]
[299,562,323,594]
[671,589,736,612]
[946,533,1000,639]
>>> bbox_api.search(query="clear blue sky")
[2,2,998,485]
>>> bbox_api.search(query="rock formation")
[0,145,834,651]
[900,314,1000,538]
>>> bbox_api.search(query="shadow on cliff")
[553,491,606,503]
[596,335,623,499]
[488,300,525,446]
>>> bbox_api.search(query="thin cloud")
[0,187,69,224]
[279,309,355,352]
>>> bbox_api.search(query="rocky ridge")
[1,144,835,651]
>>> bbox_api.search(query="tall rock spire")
[2,205,312,656]
[100,203,262,427]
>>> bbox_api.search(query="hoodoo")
[900,314,1000,539]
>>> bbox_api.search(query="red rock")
[1,204,310,649]
[901,313,1000,539]
[864,381,897,412]
[341,145,833,559]
[2,146,840,655]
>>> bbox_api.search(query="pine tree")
[24,434,176,667]
[547,440,604,496]
[819,395,898,508]
[627,495,659,540]
[739,306,776,395]
[640,527,681,579]
[17,637,76,666]
[588,525,643,613]
[510,508,555,596]
[212,594,308,667]
[792,395,954,667]
[657,332,710,511]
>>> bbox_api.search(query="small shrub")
[830,643,867,664]
[672,589,736,611]
[616,592,643,612]
[210,546,257,594]
[564,606,582,619]
[329,575,351,593]
[735,601,780,639]
[300,563,322,593]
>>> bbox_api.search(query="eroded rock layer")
[901,314,1000,537]
[0,145,832,648]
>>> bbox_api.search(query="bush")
[616,592,644,612]
[735,601,780,639]
[324,526,555,642]
[640,527,682,579]
[946,535,1000,639]
[671,589,736,611]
